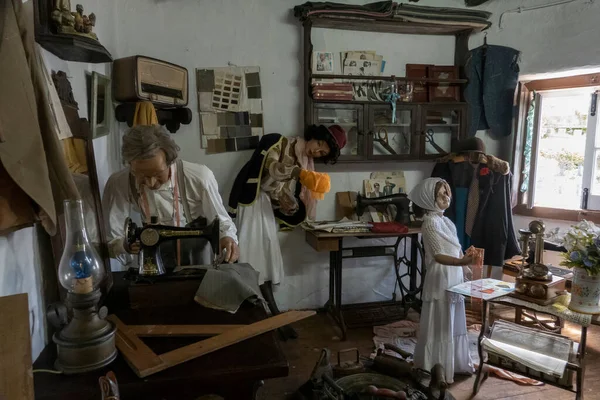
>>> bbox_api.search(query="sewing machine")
[124,216,220,278]
[511,220,566,305]
[355,193,411,225]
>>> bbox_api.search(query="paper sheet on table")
[303,217,371,232]
[448,278,515,301]
[481,338,567,377]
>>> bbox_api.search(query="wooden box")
[406,64,432,102]
[511,275,566,305]
[336,191,357,220]
[428,65,460,102]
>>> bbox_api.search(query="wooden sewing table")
[305,228,424,340]
[33,272,288,400]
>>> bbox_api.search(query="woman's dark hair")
[304,124,341,164]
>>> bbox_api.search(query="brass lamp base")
[52,290,117,374]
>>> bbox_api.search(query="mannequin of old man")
[408,178,475,384]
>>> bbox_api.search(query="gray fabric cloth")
[192,263,264,313]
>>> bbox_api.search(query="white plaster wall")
[0,227,47,359]
[0,0,118,360]
[109,0,600,310]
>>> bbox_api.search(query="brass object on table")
[512,220,566,305]
[48,290,117,374]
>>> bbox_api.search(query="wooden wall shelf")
[299,10,477,165]
[34,0,112,64]
[313,74,468,84]
[36,33,112,64]
[307,15,478,36]
[313,100,468,106]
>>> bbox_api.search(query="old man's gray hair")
[121,125,180,165]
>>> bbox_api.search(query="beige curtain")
[0,0,79,235]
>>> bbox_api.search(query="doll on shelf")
[408,177,475,384]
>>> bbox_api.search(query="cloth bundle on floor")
[299,170,331,200]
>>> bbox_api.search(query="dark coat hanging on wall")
[431,156,521,266]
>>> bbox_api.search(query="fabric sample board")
[197,66,264,153]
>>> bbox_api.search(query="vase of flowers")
[559,220,600,314]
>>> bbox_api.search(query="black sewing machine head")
[355,193,411,226]
[124,216,220,277]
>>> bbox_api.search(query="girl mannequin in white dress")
[408,177,475,384]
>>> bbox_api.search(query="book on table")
[447,278,515,301]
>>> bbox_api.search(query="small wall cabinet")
[312,102,467,163]
[299,12,480,165]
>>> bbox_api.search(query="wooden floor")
[258,311,600,400]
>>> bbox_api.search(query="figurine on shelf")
[51,0,75,30]
[51,0,98,40]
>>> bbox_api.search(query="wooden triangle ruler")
[108,310,315,378]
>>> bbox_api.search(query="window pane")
[316,108,360,156]
[592,150,600,195]
[424,109,460,155]
[372,107,411,155]
[533,92,590,209]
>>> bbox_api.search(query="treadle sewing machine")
[511,220,566,305]
[123,216,222,281]
[355,193,412,226]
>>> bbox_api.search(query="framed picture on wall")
[89,71,111,139]
[428,66,460,102]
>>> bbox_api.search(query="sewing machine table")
[305,228,424,341]
[33,272,288,400]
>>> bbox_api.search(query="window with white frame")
[513,73,600,221]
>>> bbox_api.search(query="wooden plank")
[112,311,315,378]
[143,311,315,378]
[312,74,467,83]
[130,324,244,337]
[107,315,164,376]
[306,228,422,238]
[0,294,33,400]
[309,16,476,35]
[525,72,600,91]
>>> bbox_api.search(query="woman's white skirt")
[236,191,284,285]
[413,296,474,384]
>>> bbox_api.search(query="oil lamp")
[49,199,117,374]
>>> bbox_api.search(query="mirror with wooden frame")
[51,70,113,298]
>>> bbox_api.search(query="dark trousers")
[464,45,520,138]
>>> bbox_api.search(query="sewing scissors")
[425,129,446,154]
[374,128,397,155]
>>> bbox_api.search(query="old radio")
[112,55,188,107]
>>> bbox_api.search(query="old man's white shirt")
[102,160,237,264]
